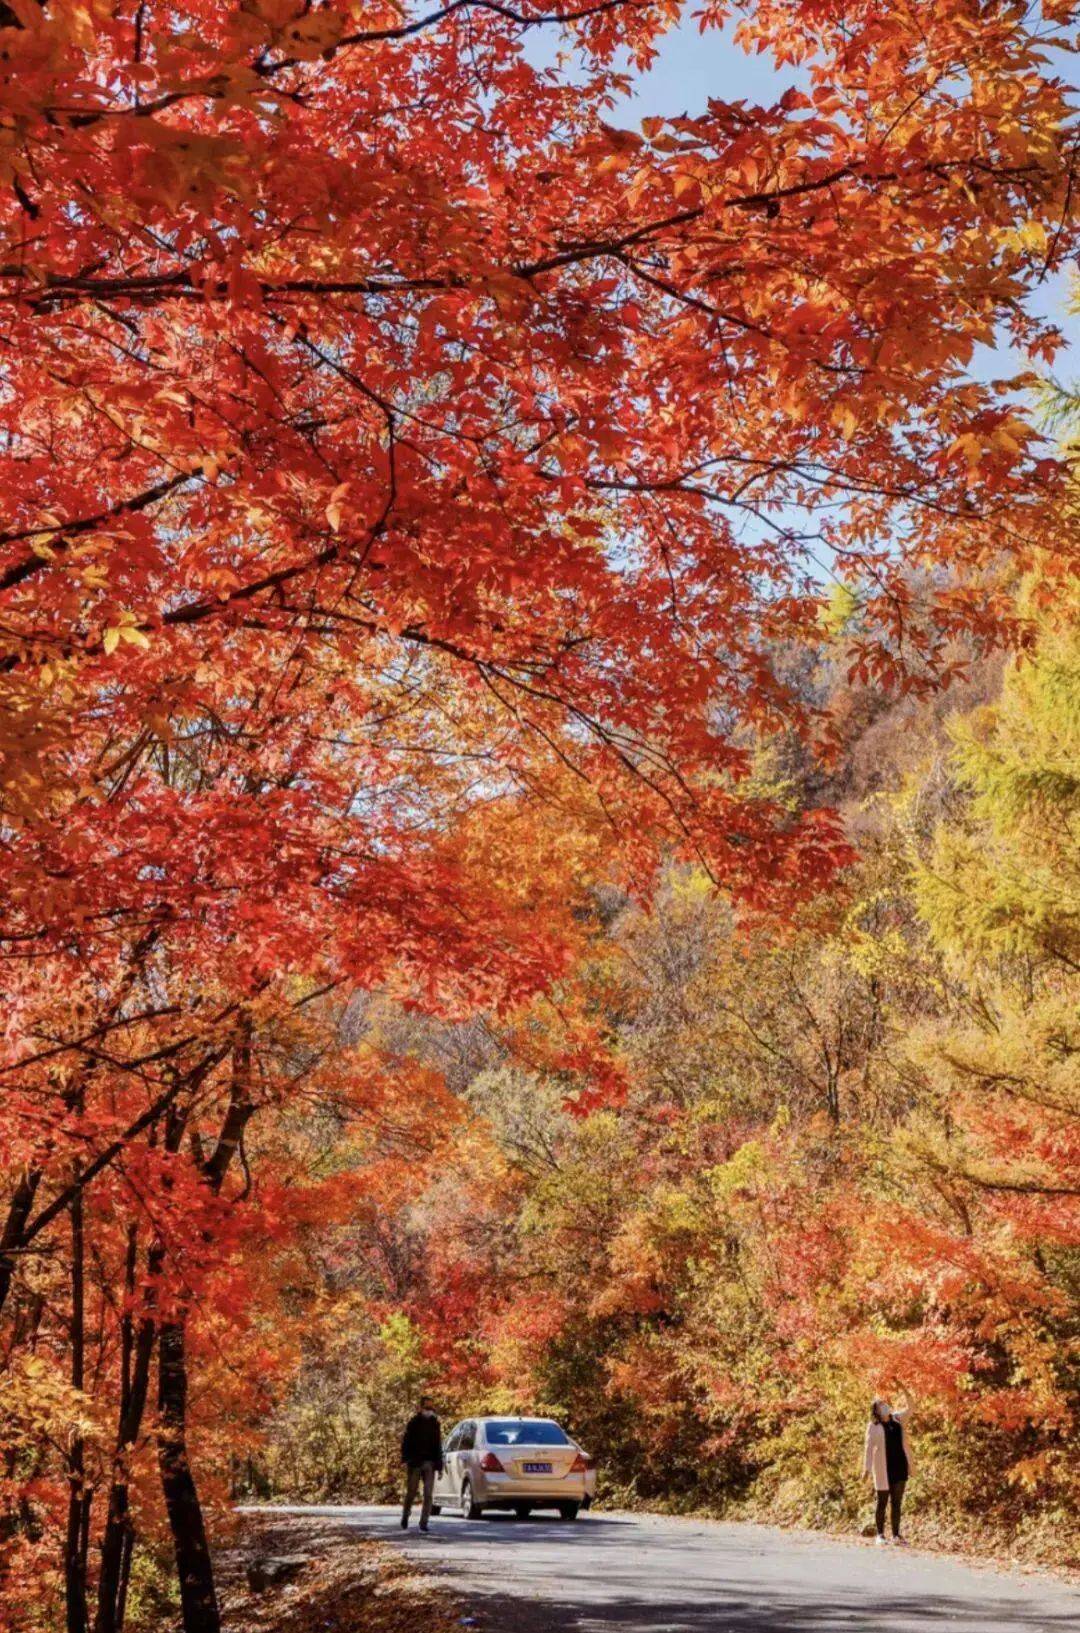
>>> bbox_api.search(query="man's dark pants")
[403,1461,437,1528]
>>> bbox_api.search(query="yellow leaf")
[326,481,349,533]
[948,432,984,467]
[103,628,120,656]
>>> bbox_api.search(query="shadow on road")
[450,1587,1079,1633]
[443,1513,626,1532]
[446,1569,1077,1633]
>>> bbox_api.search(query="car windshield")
[485,1420,570,1447]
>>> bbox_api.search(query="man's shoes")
[891,1536,909,1547]
[400,1517,408,1530]
[419,1524,429,1533]
[874,1535,888,1547]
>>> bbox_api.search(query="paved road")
[263,1504,1080,1633]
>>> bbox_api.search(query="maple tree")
[0,0,1077,1628]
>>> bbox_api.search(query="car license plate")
[523,1461,552,1474]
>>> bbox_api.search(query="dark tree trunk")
[115,1524,135,1632]
[157,1319,220,1633]
[152,1027,253,1633]
[0,1166,41,1317]
[64,1171,90,1633]
[94,1481,131,1633]
[95,1236,161,1633]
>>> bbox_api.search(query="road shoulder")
[215,1510,469,1633]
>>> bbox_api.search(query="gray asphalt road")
[262,1504,1080,1633]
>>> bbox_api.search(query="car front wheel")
[557,1502,580,1521]
[513,1503,532,1519]
[461,1479,484,1521]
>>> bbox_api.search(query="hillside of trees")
[261,600,1080,1564]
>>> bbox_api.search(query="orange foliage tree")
[0,0,1077,1627]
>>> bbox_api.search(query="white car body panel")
[433,1416,597,1514]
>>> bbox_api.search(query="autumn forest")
[0,0,1078,1628]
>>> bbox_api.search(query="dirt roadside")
[213,1512,480,1633]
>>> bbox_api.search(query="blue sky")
[617,12,806,116]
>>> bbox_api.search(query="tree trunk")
[0,1166,41,1317]
[95,1236,161,1633]
[153,1025,253,1633]
[115,1525,135,1633]
[95,1482,132,1633]
[64,1170,90,1633]
[157,1318,220,1633]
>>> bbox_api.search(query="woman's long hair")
[870,1399,889,1424]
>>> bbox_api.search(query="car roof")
[477,1414,560,1423]
[446,1414,568,1432]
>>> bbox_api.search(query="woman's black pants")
[875,1481,906,1537]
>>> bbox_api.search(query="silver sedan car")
[432,1416,597,1520]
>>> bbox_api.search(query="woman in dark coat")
[863,1386,914,1547]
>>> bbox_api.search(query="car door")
[434,1423,461,1504]
[454,1420,477,1503]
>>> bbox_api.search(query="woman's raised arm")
[892,1384,914,1421]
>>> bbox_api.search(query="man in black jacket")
[400,1397,443,1531]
